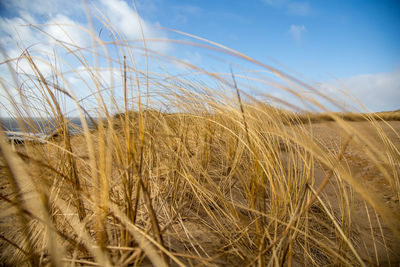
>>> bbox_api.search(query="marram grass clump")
[0,14,400,267]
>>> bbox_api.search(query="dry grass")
[0,10,399,267]
[296,110,400,123]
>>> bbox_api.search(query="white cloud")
[0,0,172,117]
[0,11,89,77]
[0,15,53,76]
[44,14,90,49]
[288,24,306,43]
[0,16,39,53]
[98,0,170,52]
[0,0,171,84]
[16,56,54,77]
[72,66,122,87]
[318,69,400,112]
[0,8,88,56]
[1,0,170,54]
[3,0,82,17]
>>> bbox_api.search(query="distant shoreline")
[0,117,97,134]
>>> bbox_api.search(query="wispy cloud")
[263,0,287,7]
[98,0,170,52]
[263,0,312,16]
[1,0,82,17]
[0,0,172,117]
[171,4,246,25]
[288,24,307,43]
[172,5,204,16]
[167,5,204,24]
[0,4,90,67]
[318,69,400,112]
[0,0,170,55]
[44,14,90,48]
[287,2,312,16]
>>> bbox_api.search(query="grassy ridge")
[297,110,400,123]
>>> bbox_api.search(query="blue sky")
[139,0,400,78]
[0,0,399,113]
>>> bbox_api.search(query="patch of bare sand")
[308,121,400,265]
